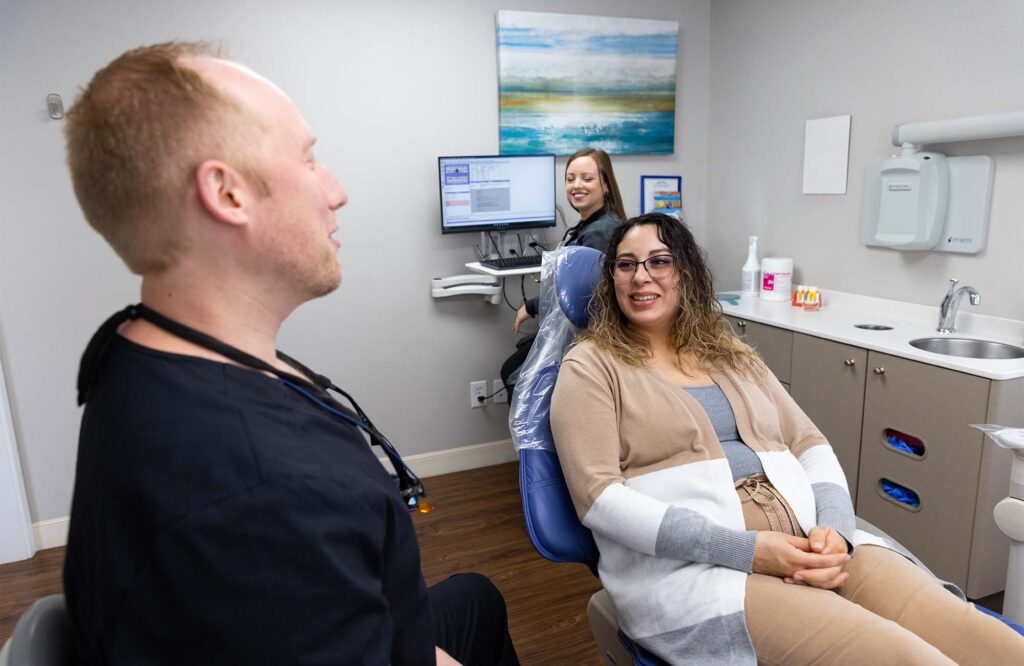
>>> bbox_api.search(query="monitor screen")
[438,154,556,234]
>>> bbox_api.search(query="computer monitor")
[438,154,556,234]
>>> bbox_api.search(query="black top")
[524,206,624,316]
[64,336,434,665]
[562,205,623,249]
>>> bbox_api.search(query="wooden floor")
[0,463,604,664]
[0,546,65,647]
[2,461,1007,661]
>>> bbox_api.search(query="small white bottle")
[741,236,759,293]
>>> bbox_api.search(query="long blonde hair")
[582,213,765,378]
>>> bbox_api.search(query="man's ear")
[195,160,251,226]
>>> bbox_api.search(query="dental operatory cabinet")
[720,111,1024,605]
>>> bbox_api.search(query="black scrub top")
[64,336,434,665]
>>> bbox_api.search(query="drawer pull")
[737,321,747,329]
[883,428,925,458]
[873,367,886,375]
[879,478,921,511]
[843,359,856,367]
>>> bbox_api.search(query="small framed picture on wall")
[641,175,682,218]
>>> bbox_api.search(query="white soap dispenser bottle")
[741,236,759,293]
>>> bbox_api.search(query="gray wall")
[0,0,710,522]
[707,0,1024,319]
[6,0,1020,527]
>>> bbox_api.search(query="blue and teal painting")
[496,11,678,155]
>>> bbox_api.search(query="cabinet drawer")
[724,316,793,383]
[791,334,866,505]
[856,352,989,590]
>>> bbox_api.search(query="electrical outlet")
[470,380,488,408]
[500,233,520,258]
[492,379,508,404]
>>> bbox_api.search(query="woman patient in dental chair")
[551,213,1023,665]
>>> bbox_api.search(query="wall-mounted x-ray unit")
[862,111,1024,254]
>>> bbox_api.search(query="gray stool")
[0,595,76,666]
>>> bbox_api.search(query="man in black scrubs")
[62,42,518,666]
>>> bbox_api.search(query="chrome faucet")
[937,278,980,334]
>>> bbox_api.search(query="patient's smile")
[612,225,681,335]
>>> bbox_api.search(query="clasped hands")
[752,526,850,589]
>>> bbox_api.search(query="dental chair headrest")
[554,246,604,329]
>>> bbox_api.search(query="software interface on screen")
[438,154,555,233]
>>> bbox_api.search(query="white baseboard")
[30,439,519,552]
[378,438,518,479]
[33,517,69,551]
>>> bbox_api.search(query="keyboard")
[479,254,543,270]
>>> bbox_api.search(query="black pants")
[500,334,536,398]
[428,573,519,666]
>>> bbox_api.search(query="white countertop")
[719,290,1024,381]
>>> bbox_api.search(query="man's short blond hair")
[65,42,265,274]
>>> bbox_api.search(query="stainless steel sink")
[909,337,1024,360]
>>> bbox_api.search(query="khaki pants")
[737,474,1024,665]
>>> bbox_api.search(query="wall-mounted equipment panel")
[862,110,1019,254]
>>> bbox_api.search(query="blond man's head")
[65,42,266,274]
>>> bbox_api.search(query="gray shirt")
[672,382,855,567]
[683,385,765,481]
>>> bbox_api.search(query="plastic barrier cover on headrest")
[556,246,603,329]
[510,246,603,452]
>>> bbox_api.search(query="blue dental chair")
[510,246,1023,666]
[510,245,668,665]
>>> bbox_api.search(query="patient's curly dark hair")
[581,212,764,377]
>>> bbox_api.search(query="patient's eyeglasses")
[611,255,676,282]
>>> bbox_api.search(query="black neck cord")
[77,303,427,507]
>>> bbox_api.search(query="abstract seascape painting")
[497,11,679,155]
